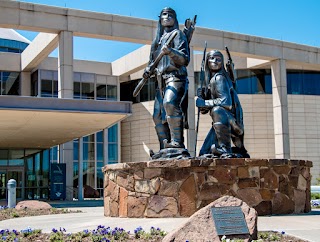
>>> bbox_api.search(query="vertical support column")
[58,31,74,200]
[58,31,73,99]
[20,71,31,96]
[78,137,84,200]
[186,46,196,156]
[58,142,74,200]
[271,59,290,158]
[103,129,109,165]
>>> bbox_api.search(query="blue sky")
[17,0,320,62]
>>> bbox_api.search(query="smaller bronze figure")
[196,49,249,158]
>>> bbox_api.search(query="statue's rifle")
[225,46,237,89]
[195,41,207,155]
[183,15,197,44]
[133,31,178,97]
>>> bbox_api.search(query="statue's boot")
[212,122,232,155]
[155,123,171,150]
[164,115,185,149]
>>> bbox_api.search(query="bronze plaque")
[211,206,249,235]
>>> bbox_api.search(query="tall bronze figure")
[196,49,249,158]
[135,7,195,159]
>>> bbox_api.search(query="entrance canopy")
[0,96,131,148]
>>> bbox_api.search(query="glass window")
[83,134,95,162]
[97,143,103,161]
[108,144,118,162]
[73,74,94,99]
[96,131,103,142]
[108,124,118,163]
[96,161,104,197]
[108,124,118,143]
[83,161,96,197]
[294,71,320,95]
[31,71,38,97]
[81,82,94,99]
[39,70,58,97]
[50,146,58,163]
[41,79,53,97]
[0,72,20,96]
[236,69,272,94]
[73,140,79,161]
[74,82,81,99]
[107,85,117,100]
[96,84,107,100]
[0,150,8,160]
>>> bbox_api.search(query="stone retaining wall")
[103,158,312,217]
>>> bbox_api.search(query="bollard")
[7,179,16,208]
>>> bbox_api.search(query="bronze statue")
[196,49,249,158]
[135,7,195,159]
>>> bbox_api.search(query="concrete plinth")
[103,158,312,218]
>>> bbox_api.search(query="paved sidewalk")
[0,207,319,241]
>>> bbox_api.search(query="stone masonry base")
[103,158,312,218]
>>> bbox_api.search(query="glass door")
[0,171,5,199]
[0,167,24,200]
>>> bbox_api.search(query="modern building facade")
[0,1,319,201]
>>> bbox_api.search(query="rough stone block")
[144,168,162,179]
[245,158,268,166]
[163,167,190,181]
[248,166,260,178]
[145,195,178,217]
[261,169,279,189]
[297,174,307,190]
[208,167,237,184]
[117,173,134,191]
[158,180,179,197]
[104,197,110,217]
[254,200,272,216]
[238,166,249,178]
[294,189,306,213]
[272,192,294,214]
[237,188,262,207]
[127,196,148,218]
[109,200,119,217]
[179,175,197,216]
[135,178,161,194]
[273,165,291,175]
[199,183,221,201]
[259,189,274,201]
[269,159,288,166]
[238,178,259,188]
[119,187,128,217]
[215,158,245,166]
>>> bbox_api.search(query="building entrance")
[0,167,24,200]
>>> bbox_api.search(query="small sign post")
[211,206,249,236]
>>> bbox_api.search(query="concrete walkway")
[0,206,319,241]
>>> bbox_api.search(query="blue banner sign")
[50,163,66,200]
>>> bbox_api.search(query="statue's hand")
[161,44,172,55]
[196,97,206,108]
[143,66,150,79]
[197,87,206,98]
[185,18,191,29]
